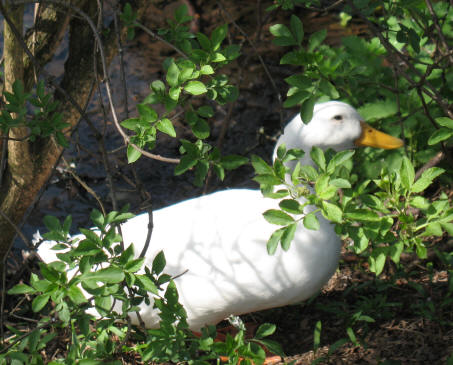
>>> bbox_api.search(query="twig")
[114,2,129,122]
[0,132,7,186]
[0,317,56,354]
[216,0,284,127]
[138,208,153,259]
[133,20,188,59]
[345,0,452,119]
[8,0,180,164]
[414,151,445,180]
[61,157,106,216]
[0,209,33,249]
[424,0,453,63]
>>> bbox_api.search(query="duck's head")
[276,101,404,160]
[300,101,404,151]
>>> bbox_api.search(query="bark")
[1,2,26,261]
[0,0,148,261]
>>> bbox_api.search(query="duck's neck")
[274,120,315,169]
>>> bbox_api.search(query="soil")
[4,1,453,364]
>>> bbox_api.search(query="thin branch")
[0,208,33,249]
[61,157,106,216]
[0,317,56,354]
[9,0,180,164]
[216,0,284,128]
[133,20,189,59]
[424,0,453,63]
[138,208,153,259]
[346,0,452,119]
[415,151,445,180]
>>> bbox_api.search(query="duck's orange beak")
[354,121,404,149]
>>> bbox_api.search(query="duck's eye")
[333,115,343,121]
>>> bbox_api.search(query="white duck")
[37,101,403,331]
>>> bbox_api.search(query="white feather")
[36,101,389,330]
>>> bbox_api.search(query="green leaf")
[67,285,88,305]
[125,258,145,273]
[345,209,380,222]
[197,105,214,117]
[269,23,292,38]
[300,165,318,181]
[319,79,339,99]
[151,80,165,94]
[346,327,359,346]
[192,118,210,139]
[211,24,228,51]
[255,323,276,339]
[412,167,444,193]
[263,209,295,225]
[152,251,166,275]
[308,29,327,52]
[196,32,211,51]
[44,215,61,232]
[90,209,104,229]
[303,212,320,230]
[357,100,397,121]
[127,144,142,163]
[166,62,180,87]
[279,199,304,214]
[185,81,207,95]
[410,196,430,210]
[435,117,453,129]
[253,174,282,186]
[424,222,443,236]
[283,90,310,108]
[267,228,284,255]
[281,223,297,251]
[330,178,351,188]
[82,267,125,284]
[285,74,312,90]
[200,65,214,75]
[251,155,274,175]
[156,118,176,137]
[174,154,198,175]
[8,283,36,295]
[220,155,249,170]
[273,159,286,180]
[369,251,386,276]
[276,143,287,160]
[428,128,453,145]
[32,294,50,312]
[400,156,415,190]
[314,320,322,351]
[321,201,342,223]
[327,150,355,173]
[310,147,326,171]
[174,3,190,23]
[300,96,316,123]
[390,241,404,264]
[194,160,209,186]
[169,86,181,101]
[121,118,140,130]
[290,15,303,45]
[441,222,453,236]
[137,275,158,295]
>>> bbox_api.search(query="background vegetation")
[0,0,452,364]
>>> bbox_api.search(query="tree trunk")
[0,0,148,262]
[0,2,26,262]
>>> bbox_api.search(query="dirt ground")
[5,1,453,364]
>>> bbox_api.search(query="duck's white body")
[36,101,403,330]
[127,189,339,329]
